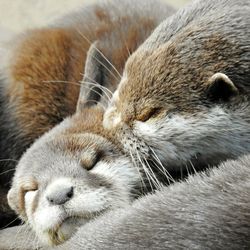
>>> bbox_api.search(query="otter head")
[104,6,250,172]
[7,104,140,246]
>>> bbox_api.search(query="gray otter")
[103,0,250,178]
[7,106,141,246]
[1,154,250,249]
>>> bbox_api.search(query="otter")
[0,0,175,227]
[0,0,250,248]
[6,105,142,246]
[103,0,250,177]
[1,154,250,249]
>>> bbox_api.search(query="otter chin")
[22,178,110,246]
[46,217,89,245]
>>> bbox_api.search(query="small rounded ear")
[206,73,238,101]
[76,42,110,112]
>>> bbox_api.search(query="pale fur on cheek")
[91,158,140,206]
[132,106,248,166]
[25,189,64,231]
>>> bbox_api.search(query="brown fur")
[54,107,122,153]
[5,9,165,148]
[8,29,84,141]
[117,29,247,123]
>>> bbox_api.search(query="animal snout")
[103,107,122,129]
[46,185,74,205]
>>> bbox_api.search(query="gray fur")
[143,0,250,52]
[1,154,249,249]
[52,155,250,250]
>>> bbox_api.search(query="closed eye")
[138,107,164,122]
[81,151,103,170]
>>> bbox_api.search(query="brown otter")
[103,0,250,179]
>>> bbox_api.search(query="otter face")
[8,108,140,246]
[104,37,250,171]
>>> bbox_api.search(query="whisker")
[91,53,121,83]
[43,80,109,107]
[12,220,24,248]
[185,163,191,177]
[129,150,147,193]
[0,159,18,162]
[135,150,159,191]
[79,82,110,104]
[80,80,112,104]
[189,159,197,174]
[149,156,172,185]
[149,147,175,184]
[80,99,107,110]
[1,216,19,229]
[81,74,113,95]
[142,154,164,190]
[43,79,81,86]
[0,168,16,176]
[76,29,122,80]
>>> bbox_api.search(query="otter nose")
[46,186,74,205]
[103,107,122,129]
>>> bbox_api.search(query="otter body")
[1,154,250,249]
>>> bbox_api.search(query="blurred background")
[0,0,190,33]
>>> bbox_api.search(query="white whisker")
[0,159,18,162]
[189,159,197,174]
[0,168,16,176]
[149,147,175,184]
[1,216,19,229]
[135,150,159,191]
[129,150,147,192]
[81,73,113,95]
[142,154,164,190]
[76,29,122,80]
[43,80,109,107]
[81,80,111,104]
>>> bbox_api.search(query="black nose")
[46,186,74,205]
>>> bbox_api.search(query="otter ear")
[206,73,238,101]
[76,42,110,112]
